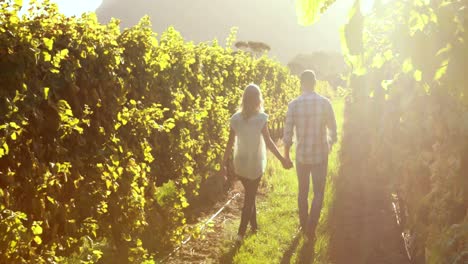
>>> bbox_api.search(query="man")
[283,70,337,239]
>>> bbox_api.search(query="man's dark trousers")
[296,158,328,237]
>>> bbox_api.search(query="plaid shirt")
[283,91,337,165]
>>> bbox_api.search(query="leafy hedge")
[0,1,299,262]
[339,0,468,262]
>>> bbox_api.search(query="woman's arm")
[262,123,292,168]
[221,127,236,174]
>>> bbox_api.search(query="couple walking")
[221,70,337,243]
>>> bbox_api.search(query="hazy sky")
[20,0,376,20]
[21,0,103,16]
[96,0,377,62]
[19,0,378,63]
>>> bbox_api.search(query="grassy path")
[213,100,345,264]
[167,98,409,264]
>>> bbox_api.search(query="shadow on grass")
[280,230,317,264]
[280,233,301,264]
[297,239,316,264]
[218,242,241,264]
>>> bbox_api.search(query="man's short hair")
[300,70,317,90]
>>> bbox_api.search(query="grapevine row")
[0,2,299,262]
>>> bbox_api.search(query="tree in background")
[234,41,271,57]
[287,51,347,89]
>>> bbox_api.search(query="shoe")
[298,226,304,234]
[298,226,308,238]
[251,226,258,234]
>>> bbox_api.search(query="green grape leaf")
[43,52,51,62]
[32,222,43,235]
[44,87,50,100]
[33,236,42,245]
[402,58,414,73]
[296,0,335,25]
[341,0,364,55]
[43,37,54,51]
[434,59,449,81]
[413,70,422,82]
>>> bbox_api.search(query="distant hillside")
[288,52,348,88]
[96,0,355,64]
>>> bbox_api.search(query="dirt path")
[328,157,410,263]
[164,182,244,264]
[327,103,410,264]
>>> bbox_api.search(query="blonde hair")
[240,84,263,119]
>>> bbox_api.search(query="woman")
[221,84,292,243]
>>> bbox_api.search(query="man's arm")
[283,102,294,162]
[326,100,337,149]
[262,123,288,167]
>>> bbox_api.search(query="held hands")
[281,157,294,170]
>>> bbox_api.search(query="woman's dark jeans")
[238,176,261,236]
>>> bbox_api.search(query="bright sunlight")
[21,0,102,16]
[1,0,466,263]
